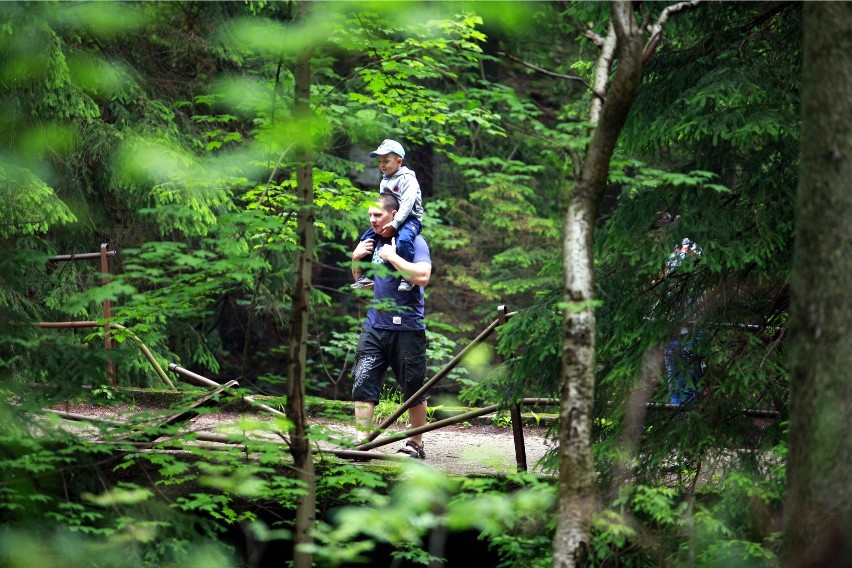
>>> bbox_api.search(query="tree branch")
[642,0,706,63]
[737,1,796,53]
[589,21,617,126]
[583,29,605,47]
[739,1,795,35]
[498,51,591,89]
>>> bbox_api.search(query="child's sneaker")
[397,279,415,292]
[351,276,374,289]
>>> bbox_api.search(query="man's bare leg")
[354,401,375,432]
[408,401,427,444]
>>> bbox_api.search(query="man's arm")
[351,239,375,281]
[378,238,431,287]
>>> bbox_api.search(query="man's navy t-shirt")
[365,234,430,331]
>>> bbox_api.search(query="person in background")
[350,193,431,459]
[655,212,706,406]
[351,139,424,293]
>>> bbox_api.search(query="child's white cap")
[369,139,405,158]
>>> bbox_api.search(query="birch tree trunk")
[287,51,317,568]
[553,5,645,566]
[783,3,852,565]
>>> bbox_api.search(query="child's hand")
[380,223,398,238]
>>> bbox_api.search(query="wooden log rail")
[36,302,781,471]
[46,244,116,383]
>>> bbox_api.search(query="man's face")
[376,153,402,176]
[368,205,396,232]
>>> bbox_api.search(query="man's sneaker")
[398,279,415,292]
[351,276,374,289]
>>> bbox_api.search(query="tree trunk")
[553,3,645,567]
[287,50,316,568]
[783,3,852,566]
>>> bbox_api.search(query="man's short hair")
[377,193,400,212]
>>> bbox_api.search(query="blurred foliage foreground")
[0,387,785,568]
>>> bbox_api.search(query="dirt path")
[313,419,556,476]
[52,403,557,477]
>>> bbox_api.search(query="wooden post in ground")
[100,243,116,385]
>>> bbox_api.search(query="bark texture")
[783,3,852,566]
[287,51,317,568]
[553,3,645,567]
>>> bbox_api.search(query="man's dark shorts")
[352,322,428,405]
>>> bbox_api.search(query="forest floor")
[50,401,558,478]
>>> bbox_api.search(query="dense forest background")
[1,2,848,567]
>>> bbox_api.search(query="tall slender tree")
[783,3,852,566]
[554,2,702,566]
[286,49,316,568]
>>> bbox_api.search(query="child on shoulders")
[351,139,424,293]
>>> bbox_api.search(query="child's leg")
[395,218,421,263]
[394,218,421,292]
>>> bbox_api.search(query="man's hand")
[378,237,398,262]
[352,238,375,262]
[379,223,398,238]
